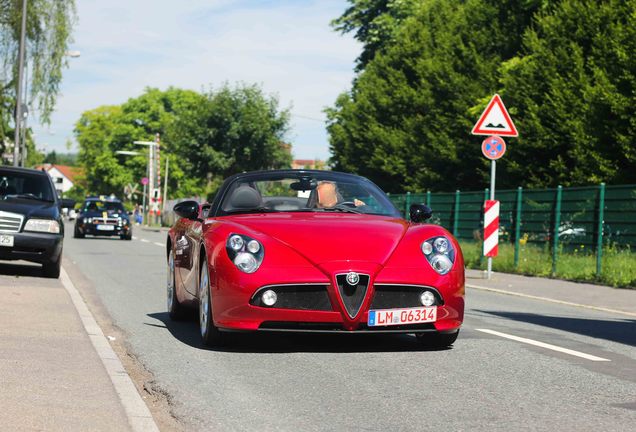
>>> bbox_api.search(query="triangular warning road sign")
[471,94,518,137]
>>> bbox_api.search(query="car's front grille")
[92,217,119,225]
[335,273,370,318]
[250,284,333,311]
[0,211,24,233]
[370,285,443,309]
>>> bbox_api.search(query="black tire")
[199,253,225,347]
[417,330,459,349]
[73,227,84,239]
[167,249,187,320]
[120,233,132,240]
[42,254,62,279]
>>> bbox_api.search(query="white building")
[35,164,80,197]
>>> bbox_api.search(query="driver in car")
[316,181,365,208]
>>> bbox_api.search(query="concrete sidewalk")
[466,269,636,317]
[0,263,155,431]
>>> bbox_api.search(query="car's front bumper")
[0,231,63,264]
[211,264,464,334]
[76,222,131,236]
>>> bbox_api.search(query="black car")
[74,196,132,240]
[0,166,64,278]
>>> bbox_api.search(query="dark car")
[0,165,64,278]
[74,196,132,240]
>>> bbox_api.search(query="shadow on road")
[476,310,636,347]
[0,262,45,278]
[146,312,452,353]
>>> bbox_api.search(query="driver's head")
[316,181,338,208]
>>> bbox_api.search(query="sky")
[32,0,360,161]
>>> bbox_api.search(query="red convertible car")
[167,170,464,347]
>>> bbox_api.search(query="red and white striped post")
[483,199,500,278]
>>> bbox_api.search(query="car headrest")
[229,186,262,209]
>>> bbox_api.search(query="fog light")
[261,289,277,306]
[420,291,436,307]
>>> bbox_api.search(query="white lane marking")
[467,283,636,318]
[60,267,160,431]
[476,328,611,362]
[132,236,138,240]
[153,242,163,247]
[140,239,149,243]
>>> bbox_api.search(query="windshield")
[0,170,56,202]
[218,172,400,217]
[81,200,125,213]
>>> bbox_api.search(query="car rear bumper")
[0,232,63,264]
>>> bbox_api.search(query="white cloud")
[32,0,360,160]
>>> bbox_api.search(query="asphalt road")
[62,222,636,431]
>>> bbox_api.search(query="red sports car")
[167,170,464,347]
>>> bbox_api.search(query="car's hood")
[228,213,408,267]
[0,198,59,220]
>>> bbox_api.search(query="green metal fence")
[388,184,636,277]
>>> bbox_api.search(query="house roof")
[35,164,82,183]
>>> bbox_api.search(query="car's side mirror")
[409,204,432,223]
[173,200,200,220]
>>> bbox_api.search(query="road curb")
[60,267,160,432]
[466,283,636,318]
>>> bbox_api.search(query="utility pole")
[163,155,169,217]
[13,0,28,166]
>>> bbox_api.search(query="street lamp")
[134,138,161,225]
[13,0,27,166]
[116,148,148,224]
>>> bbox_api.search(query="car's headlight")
[226,234,264,273]
[421,236,455,275]
[24,219,60,234]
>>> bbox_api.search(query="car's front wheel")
[42,253,62,279]
[73,226,84,238]
[199,254,225,347]
[417,330,459,349]
[167,249,186,320]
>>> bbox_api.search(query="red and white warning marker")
[483,200,500,257]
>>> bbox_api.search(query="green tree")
[75,85,291,201]
[74,88,206,197]
[327,0,561,192]
[328,0,517,192]
[167,83,292,198]
[501,0,636,186]
[332,0,418,71]
[0,0,77,123]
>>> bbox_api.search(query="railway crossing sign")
[481,135,506,160]
[472,94,518,137]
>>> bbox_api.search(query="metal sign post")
[472,94,518,280]
[488,160,496,279]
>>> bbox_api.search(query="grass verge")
[460,241,636,289]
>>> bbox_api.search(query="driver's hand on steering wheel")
[353,199,366,207]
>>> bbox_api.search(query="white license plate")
[0,234,14,247]
[368,307,437,327]
[96,224,115,231]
